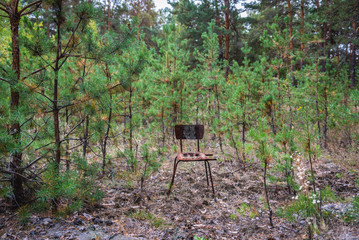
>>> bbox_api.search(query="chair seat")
[177,152,216,161]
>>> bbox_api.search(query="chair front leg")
[167,157,179,195]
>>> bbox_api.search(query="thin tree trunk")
[224,0,230,81]
[300,0,305,69]
[161,105,165,148]
[323,86,328,148]
[350,5,357,89]
[9,0,23,205]
[231,130,245,170]
[263,143,273,227]
[215,85,224,153]
[107,0,111,30]
[241,111,246,169]
[83,115,89,159]
[315,60,322,147]
[129,86,134,171]
[287,0,296,86]
[65,108,70,171]
[215,0,223,60]
[52,0,63,213]
[102,97,112,175]
[321,0,328,73]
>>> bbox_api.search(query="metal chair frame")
[167,125,216,195]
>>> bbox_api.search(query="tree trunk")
[82,115,89,159]
[350,5,357,89]
[263,143,273,227]
[107,0,111,30]
[65,108,70,171]
[215,0,223,60]
[300,0,305,69]
[129,86,133,159]
[287,0,296,86]
[52,0,63,213]
[102,100,112,175]
[215,84,223,154]
[9,0,24,205]
[224,0,230,81]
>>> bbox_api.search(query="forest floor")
[1,146,359,240]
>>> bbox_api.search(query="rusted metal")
[168,125,216,196]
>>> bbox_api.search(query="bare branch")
[0,2,9,14]
[68,142,85,151]
[34,89,54,103]
[21,7,40,17]
[23,131,40,150]
[65,54,97,60]
[0,169,31,181]
[0,1,8,8]
[63,118,84,139]
[61,19,82,56]
[58,102,75,110]
[22,63,52,81]
[22,153,48,169]
[0,76,11,84]
[35,141,55,151]
[58,55,70,70]
[19,0,41,15]
[20,116,34,128]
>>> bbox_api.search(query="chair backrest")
[175,125,204,139]
[175,125,204,152]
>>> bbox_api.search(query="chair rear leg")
[204,161,209,186]
[167,157,179,195]
[207,162,215,195]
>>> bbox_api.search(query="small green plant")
[236,203,259,219]
[336,172,344,179]
[140,143,162,191]
[17,205,31,225]
[194,236,211,240]
[344,196,359,223]
[229,213,237,220]
[278,186,338,238]
[130,210,166,228]
[35,154,103,214]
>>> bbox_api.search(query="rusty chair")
[167,125,216,196]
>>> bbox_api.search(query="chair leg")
[204,161,209,186]
[167,157,179,195]
[207,161,215,195]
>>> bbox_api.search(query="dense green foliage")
[0,0,358,235]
